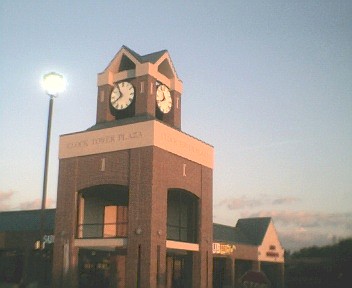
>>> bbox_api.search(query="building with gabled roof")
[213,217,285,287]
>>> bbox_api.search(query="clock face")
[156,84,172,114]
[110,81,135,110]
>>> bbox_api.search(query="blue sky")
[1,0,351,251]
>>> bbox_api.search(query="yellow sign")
[212,243,236,255]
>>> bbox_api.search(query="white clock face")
[110,81,135,110]
[156,84,172,114]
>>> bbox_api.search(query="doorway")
[213,257,227,288]
[166,253,193,288]
[78,249,126,288]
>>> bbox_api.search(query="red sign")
[266,251,279,258]
[240,271,270,288]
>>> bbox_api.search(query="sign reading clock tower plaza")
[52,46,214,288]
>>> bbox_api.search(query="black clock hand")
[157,91,165,102]
[117,85,123,99]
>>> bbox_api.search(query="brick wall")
[53,143,213,287]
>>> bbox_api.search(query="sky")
[0,0,351,251]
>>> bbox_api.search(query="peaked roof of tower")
[98,46,182,93]
[121,45,168,64]
[213,217,272,246]
[101,45,177,75]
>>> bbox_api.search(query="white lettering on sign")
[43,235,55,244]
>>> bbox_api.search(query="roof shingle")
[213,217,272,246]
[0,209,55,232]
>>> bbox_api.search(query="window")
[103,205,128,237]
[77,185,128,239]
[167,189,198,243]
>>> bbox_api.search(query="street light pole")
[39,72,66,249]
[37,72,66,287]
[40,95,54,249]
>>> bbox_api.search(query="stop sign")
[240,270,270,288]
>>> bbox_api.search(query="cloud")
[217,194,301,210]
[0,190,15,201]
[0,190,15,211]
[272,196,300,205]
[241,210,352,229]
[0,190,56,211]
[217,196,263,210]
[18,198,56,210]
[214,194,352,251]
[279,228,334,251]
[215,194,352,251]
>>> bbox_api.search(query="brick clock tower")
[52,46,214,288]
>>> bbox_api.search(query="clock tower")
[96,45,182,129]
[52,46,214,288]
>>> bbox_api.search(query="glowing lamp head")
[42,72,66,96]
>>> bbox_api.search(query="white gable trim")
[258,221,285,263]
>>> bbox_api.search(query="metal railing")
[167,224,197,243]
